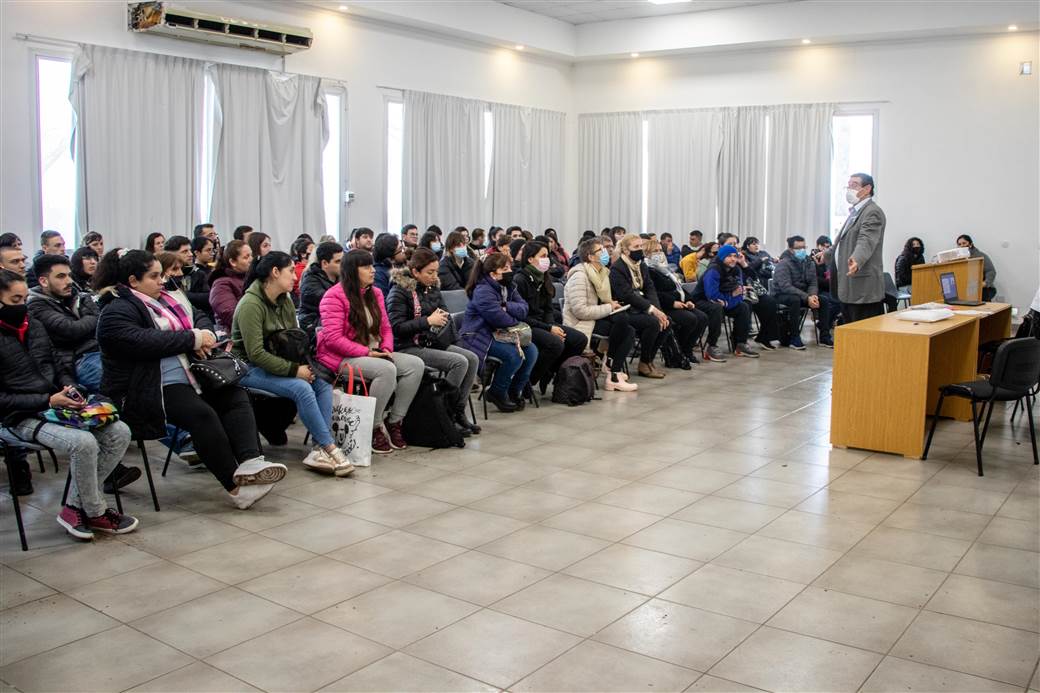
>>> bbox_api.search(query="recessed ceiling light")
[630,52,640,58]
[1008,24,1018,31]
[801,38,812,44]
[514,44,525,50]
[648,0,692,5]
[338,4,347,9]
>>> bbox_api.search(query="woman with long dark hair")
[247,232,272,260]
[895,236,925,290]
[70,246,99,294]
[317,250,424,455]
[144,233,166,254]
[233,251,353,475]
[461,252,539,411]
[95,249,286,509]
[81,231,104,257]
[208,240,252,334]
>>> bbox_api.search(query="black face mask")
[498,271,514,288]
[164,276,183,291]
[629,250,645,263]
[0,303,28,327]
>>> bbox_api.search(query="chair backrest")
[883,272,897,296]
[441,289,469,314]
[681,282,697,301]
[552,282,565,307]
[991,337,1040,393]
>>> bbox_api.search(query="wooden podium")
[910,257,984,305]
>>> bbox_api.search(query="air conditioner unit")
[128,2,312,55]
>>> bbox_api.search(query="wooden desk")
[830,303,1011,458]
[911,257,984,305]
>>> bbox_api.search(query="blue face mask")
[431,242,443,253]
[794,248,808,260]
[598,249,611,266]
[453,247,468,259]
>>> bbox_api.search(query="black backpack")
[660,328,690,369]
[402,376,466,449]
[551,356,596,406]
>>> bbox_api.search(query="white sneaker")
[232,456,287,486]
[302,448,336,475]
[227,483,274,510]
[326,446,357,476]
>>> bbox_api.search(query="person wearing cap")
[689,244,759,359]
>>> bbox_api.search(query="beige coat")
[563,263,613,340]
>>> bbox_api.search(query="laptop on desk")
[939,271,984,306]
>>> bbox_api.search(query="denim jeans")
[10,419,131,516]
[486,340,538,397]
[240,367,334,447]
[75,351,103,394]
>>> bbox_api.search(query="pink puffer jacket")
[315,283,393,372]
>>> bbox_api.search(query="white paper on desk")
[913,302,948,310]
[896,308,956,322]
[952,309,992,316]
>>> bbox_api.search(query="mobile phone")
[213,339,232,350]
[66,387,84,403]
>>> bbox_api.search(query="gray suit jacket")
[829,198,886,304]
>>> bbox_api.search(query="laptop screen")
[940,272,958,301]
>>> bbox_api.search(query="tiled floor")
[2,345,1039,692]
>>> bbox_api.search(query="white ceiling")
[498,0,795,25]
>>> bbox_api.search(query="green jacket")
[231,281,300,377]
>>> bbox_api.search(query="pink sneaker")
[57,505,93,540]
[88,509,139,535]
[372,427,393,454]
[387,421,408,450]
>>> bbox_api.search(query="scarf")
[621,254,644,291]
[584,262,612,305]
[131,288,198,388]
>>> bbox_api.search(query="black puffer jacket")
[96,286,213,440]
[385,267,449,351]
[438,255,474,292]
[609,259,661,313]
[647,266,685,307]
[298,263,335,338]
[182,264,212,315]
[0,316,75,425]
[26,287,99,375]
[513,267,557,331]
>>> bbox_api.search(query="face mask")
[597,250,611,266]
[536,257,551,272]
[0,303,27,326]
[472,243,485,249]
[165,276,183,290]
[629,249,645,263]
[498,271,513,287]
[845,188,861,205]
[453,247,468,259]
[649,253,666,266]
[431,242,443,253]
[912,246,923,255]
[792,249,807,260]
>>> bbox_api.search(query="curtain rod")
[376,85,567,116]
[579,100,890,117]
[14,33,79,47]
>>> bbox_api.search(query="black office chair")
[922,338,1040,476]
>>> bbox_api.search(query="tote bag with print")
[331,364,375,468]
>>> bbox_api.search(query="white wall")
[0,0,576,249]
[573,32,1040,309]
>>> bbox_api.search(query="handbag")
[39,395,120,430]
[744,278,765,305]
[493,322,533,354]
[331,364,376,468]
[189,350,249,391]
[265,328,311,363]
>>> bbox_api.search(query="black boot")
[508,389,527,411]
[455,403,481,435]
[485,390,518,413]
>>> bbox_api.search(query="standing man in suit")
[829,173,886,324]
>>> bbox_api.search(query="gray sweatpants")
[340,352,425,425]
[400,344,479,409]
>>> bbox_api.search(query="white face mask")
[845,188,862,206]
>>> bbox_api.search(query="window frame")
[29,46,77,244]
[830,105,881,232]
[382,89,404,236]
[322,81,349,241]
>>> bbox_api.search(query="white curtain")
[578,112,643,233]
[70,45,202,249]
[718,106,769,241]
[489,104,565,232]
[764,103,834,244]
[208,64,328,253]
[647,109,727,238]
[403,91,486,231]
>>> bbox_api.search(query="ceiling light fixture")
[631,52,640,58]
[648,0,692,5]
[514,44,525,50]
[1008,24,1018,31]
[801,38,811,44]
[338,4,347,9]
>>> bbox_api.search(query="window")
[641,118,649,234]
[830,112,877,233]
[35,55,76,241]
[198,70,217,223]
[323,89,345,240]
[483,108,494,199]
[386,99,404,235]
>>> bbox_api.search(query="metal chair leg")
[970,399,984,477]
[49,449,58,473]
[161,426,179,477]
[35,451,45,474]
[1026,396,1039,465]
[137,440,161,512]
[921,391,946,460]
[5,456,28,551]
[112,482,123,515]
[61,468,71,506]
[979,398,997,449]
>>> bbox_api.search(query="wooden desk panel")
[910,257,984,305]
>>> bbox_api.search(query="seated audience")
[189,236,216,300]
[514,241,588,394]
[0,268,138,540]
[317,250,424,454]
[811,235,832,295]
[690,244,759,359]
[81,231,104,257]
[645,240,707,365]
[144,233,166,254]
[291,237,315,295]
[0,246,26,276]
[610,235,670,378]
[386,248,481,436]
[611,226,627,244]
[956,234,996,301]
[0,233,21,250]
[208,240,252,334]
[469,228,487,255]
[26,230,66,287]
[95,249,285,509]
[506,226,523,240]
[69,246,98,294]
[508,239,526,268]
[419,230,443,258]
[681,229,704,257]
[248,231,272,259]
[165,235,210,314]
[544,229,569,267]
[401,224,420,249]
[680,241,715,281]
[233,225,253,243]
[894,237,925,290]
[661,232,681,266]
[536,233,567,281]
[193,224,220,266]
[232,251,353,474]
[350,227,375,252]
[461,253,540,411]
[439,229,474,291]
[298,241,343,339]
[772,235,838,349]
[737,239,783,351]
[742,237,775,282]
[373,233,403,296]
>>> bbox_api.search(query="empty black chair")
[923,338,1040,476]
